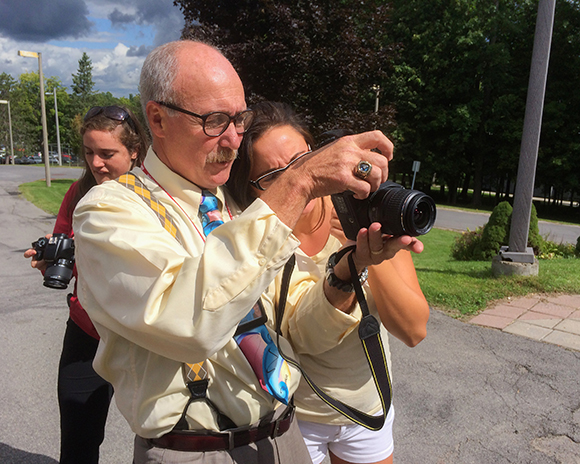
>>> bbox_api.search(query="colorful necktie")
[199,190,224,235]
[198,190,291,404]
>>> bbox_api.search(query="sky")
[0,0,186,97]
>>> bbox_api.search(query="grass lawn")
[19,178,580,318]
[414,228,580,317]
[19,179,75,216]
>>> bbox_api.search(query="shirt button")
[258,258,267,266]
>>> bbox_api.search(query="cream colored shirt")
[272,235,393,425]
[73,148,360,438]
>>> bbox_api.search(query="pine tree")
[71,52,95,104]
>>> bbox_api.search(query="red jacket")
[53,181,100,340]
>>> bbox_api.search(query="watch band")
[325,251,368,292]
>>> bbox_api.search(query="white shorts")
[298,406,394,464]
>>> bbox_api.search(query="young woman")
[24,106,148,464]
[228,101,429,464]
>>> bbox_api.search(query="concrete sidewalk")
[469,294,580,351]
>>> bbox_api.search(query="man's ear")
[146,101,166,139]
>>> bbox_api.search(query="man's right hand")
[261,130,394,228]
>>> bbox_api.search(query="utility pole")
[18,50,51,186]
[46,90,62,165]
[0,100,14,165]
[496,0,555,274]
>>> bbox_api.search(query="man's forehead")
[174,71,246,113]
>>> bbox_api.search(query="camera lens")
[43,259,74,289]
[369,183,436,236]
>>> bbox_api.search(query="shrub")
[450,202,549,261]
[451,227,484,260]
[528,203,544,255]
[538,240,577,259]
[475,201,512,260]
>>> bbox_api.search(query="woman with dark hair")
[24,105,148,464]
[228,101,429,464]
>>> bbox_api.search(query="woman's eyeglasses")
[250,150,313,191]
[156,101,254,138]
[84,106,137,133]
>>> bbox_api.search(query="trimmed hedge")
[452,201,545,261]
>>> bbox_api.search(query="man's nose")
[218,122,243,150]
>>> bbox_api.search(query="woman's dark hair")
[228,101,315,209]
[69,106,149,214]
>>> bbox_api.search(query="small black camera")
[331,182,437,240]
[317,129,437,240]
[32,233,75,289]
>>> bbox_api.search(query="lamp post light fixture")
[0,100,14,165]
[371,84,381,114]
[46,90,62,166]
[18,50,51,186]
[371,84,381,130]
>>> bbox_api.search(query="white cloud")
[0,0,184,97]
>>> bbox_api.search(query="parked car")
[15,156,31,164]
[29,154,43,164]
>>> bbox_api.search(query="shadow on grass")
[415,267,494,279]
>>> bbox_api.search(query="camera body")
[331,181,437,241]
[316,128,437,241]
[32,233,75,289]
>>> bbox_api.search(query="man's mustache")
[208,148,237,163]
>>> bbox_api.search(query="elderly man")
[73,40,393,464]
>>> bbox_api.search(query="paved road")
[436,206,580,245]
[0,165,133,463]
[2,165,579,463]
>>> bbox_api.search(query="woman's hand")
[352,222,423,269]
[23,234,52,271]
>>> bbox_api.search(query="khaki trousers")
[133,416,313,464]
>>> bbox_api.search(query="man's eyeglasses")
[250,150,313,191]
[84,106,137,133]
[156,101,254,137]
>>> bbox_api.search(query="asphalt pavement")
[1,165,579,463]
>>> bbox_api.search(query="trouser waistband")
[144,405,295,452]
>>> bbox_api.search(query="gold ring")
[354,160,372,180]
[371,249,383,255]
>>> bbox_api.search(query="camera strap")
[275,247,392,431]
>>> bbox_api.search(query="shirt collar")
[142,147,228,217]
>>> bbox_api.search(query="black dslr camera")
[331,181,437,240]
[32,233,75,289]
[318,130,437,240]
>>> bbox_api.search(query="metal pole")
[502,0,555,263]
[53,91,62,165]
[7,101,14,165]
[0,100,14,165]
[38,53,51,187]
[371,84,380,130]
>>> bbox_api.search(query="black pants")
[58,318,114,464]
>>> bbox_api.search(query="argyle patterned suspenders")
[116,173,208,384]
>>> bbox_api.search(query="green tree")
[536,0,580,210]
[71,52,95,119]
[176,0,397,135]
[71,52,95,100]
[12,72,45,157]
[384,0,537,204]
[0,72,17,157]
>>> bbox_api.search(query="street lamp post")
[18,50,51,187]
[46,90,62,166]
[371,85,381,130]
[0,100,14,165]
